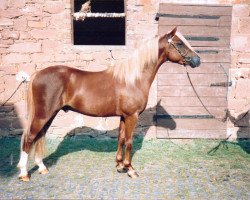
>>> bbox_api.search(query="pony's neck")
[140,54,166,90]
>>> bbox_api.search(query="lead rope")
[0,79,27,107]
[185,65,248,124]
[185,66,228,122]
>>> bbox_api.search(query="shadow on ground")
[0,101,176,178]
[29,101,176,175]
[208,110,250,155]
[0,103,23,178]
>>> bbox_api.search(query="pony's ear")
[166,27,177,39]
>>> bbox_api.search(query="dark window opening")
[73,0,125,45]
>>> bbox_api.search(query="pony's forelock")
[175,31,195,52]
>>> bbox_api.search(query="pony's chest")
[118,87,149,115]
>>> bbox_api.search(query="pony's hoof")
[116,164,127,173]
[127,170,139,179]
[19,175,30,182]
[39,168,49,175]
[117,167,128,173]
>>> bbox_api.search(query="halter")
[168,38,192,63]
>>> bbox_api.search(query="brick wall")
[0,0,249,138]
[0,0,158,138]
[228,3,250,138]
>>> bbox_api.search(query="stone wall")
[228,3,250,138]
[0,0,158,138]
[0,0,249,138]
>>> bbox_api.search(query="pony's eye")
[177,41,183,46]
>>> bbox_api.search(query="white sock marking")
[35,156,47,172]
[18,151,28,177]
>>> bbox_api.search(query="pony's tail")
[20,73,36,153]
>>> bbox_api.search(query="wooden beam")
[73,12,126,21]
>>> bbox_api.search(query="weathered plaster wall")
[0,0,249,138]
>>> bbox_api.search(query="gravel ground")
[0,135,249,199]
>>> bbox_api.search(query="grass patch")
[0,136,249,179]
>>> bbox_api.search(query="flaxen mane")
[108,37,159,85]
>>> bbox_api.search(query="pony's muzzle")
[189,56,201,68]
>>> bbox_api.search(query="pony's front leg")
[116,117,127,173]
[124,113,139,178]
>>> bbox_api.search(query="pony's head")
[159,27,201,68]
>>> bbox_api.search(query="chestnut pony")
[18,27,200,181]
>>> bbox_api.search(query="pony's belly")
[69,99,118,117]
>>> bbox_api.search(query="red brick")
[19,31,32,40]
[26,0,45,3]
[13,17,27,31]
[0,39,14,45]
[54,53,76,62]
[27,16,42,21]
[232,4,249,17]
[9,42,42,53]
[42,39,62,53]
[18,63,36,75]
[231,35,249,51]
[0,0,8,10]
[2,8,23,19]
[30,29,57,39]
[44,1,65,14]
[65,0,71,9]
[92,51,110,60]
[0,47,8,54]
[3,75,22,102]
[228,99,246,110]
[31,53,54,62]
[143,5,156,13]
[28,21,47,28]
[231,17,239,36]
[238,17,250,34]
[231,53,238,68]
[127,12,149,21]
[138,0,152,5]
[22,4,43,16]
[1,30,20,40]
[235,78,250,98]
[0,65,18,75]
[79,53,94,61]
[9,0,25,8]
[0,82,4,93]
[0,18,13,26]
[2,53,31,64]
[238,53,250,65]
[50,13,67,27]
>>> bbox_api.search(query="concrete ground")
[0,135,249,199]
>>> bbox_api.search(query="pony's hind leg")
[33,115,57,175]
[18,118,47,181]
[116,117,127,173]
[34,134,48,175]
